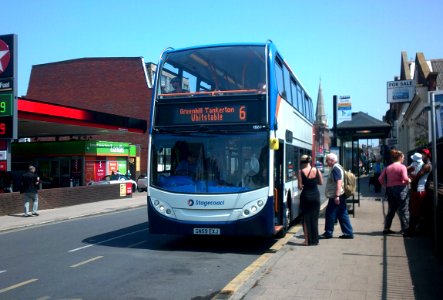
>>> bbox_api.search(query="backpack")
[339,166,356,197]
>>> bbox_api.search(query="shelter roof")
[337,111,391,140]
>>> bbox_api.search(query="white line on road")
[127,240,146,248]
[70,256,104,268]
[68,228,147,252]
[68,244,94,252]
[0,278,38,294]
[0,270,6,274]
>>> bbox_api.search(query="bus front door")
[273,140,285,234]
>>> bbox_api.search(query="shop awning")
[17,97,147,138]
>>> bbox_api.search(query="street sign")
[0,34,17,140]
[338,96,352,122]
[0,35,15,79]
[429,90,443,139]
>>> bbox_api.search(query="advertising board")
[387,80,415,103]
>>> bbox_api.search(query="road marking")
[70,256,104,268]
[212,224,302,300]
[127,240,146,248]
[0,278,38,294]
[68,228,147,252]
[0,270,6,274]
[68,244,94,252]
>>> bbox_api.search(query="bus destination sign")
[156,100,264,126]
[178,104,245,122]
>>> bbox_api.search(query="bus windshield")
[157,45,267,98]
[150,132,269,193]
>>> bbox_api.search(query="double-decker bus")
[147,41,314,237]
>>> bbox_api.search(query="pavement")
[226,176,443,300]
[1,178,443,300]
[0,192,148,233]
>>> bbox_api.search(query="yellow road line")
[0,278,38,294]
[212,224,302,300]
[70,256,104,268]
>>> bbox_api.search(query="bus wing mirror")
[270,138,279,150]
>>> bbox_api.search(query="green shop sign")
[86,141,131,156]
[12,140,136,157]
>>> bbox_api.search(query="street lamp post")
[332,95,337,147]
[429,91,440,253]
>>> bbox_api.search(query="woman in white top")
[408,149,432,235]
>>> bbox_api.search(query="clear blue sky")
[2,0,443,127]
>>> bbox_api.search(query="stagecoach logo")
[0,39,11,75]
[188,199,225,207]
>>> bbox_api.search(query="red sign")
[0,39,11,76]
[126,182,132,195]
[85,161,94,182]
[85,160,106,182]
[0,160,6,171]
[108,161,118,173]
[95,161,106,180]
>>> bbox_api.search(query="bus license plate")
[193,228,220,235]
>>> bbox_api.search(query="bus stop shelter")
[336,111,392,216]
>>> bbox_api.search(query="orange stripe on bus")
[274,188,278,213]
[275,95,282,119]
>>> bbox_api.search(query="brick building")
[25,57,153,176]
[384,52,443,154]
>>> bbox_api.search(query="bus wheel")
[284,202,291,232]
[276,203,291,238]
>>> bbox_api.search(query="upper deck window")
[275,59,285,98]
[157,46,267,98]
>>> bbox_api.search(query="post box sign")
[387,80,415,103]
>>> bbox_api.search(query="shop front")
[11,140,137,189]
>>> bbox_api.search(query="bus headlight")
[150,198,176,218]
[240,198,267,219]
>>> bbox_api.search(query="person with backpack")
[321,153,354,239]
[378,149,410,237]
